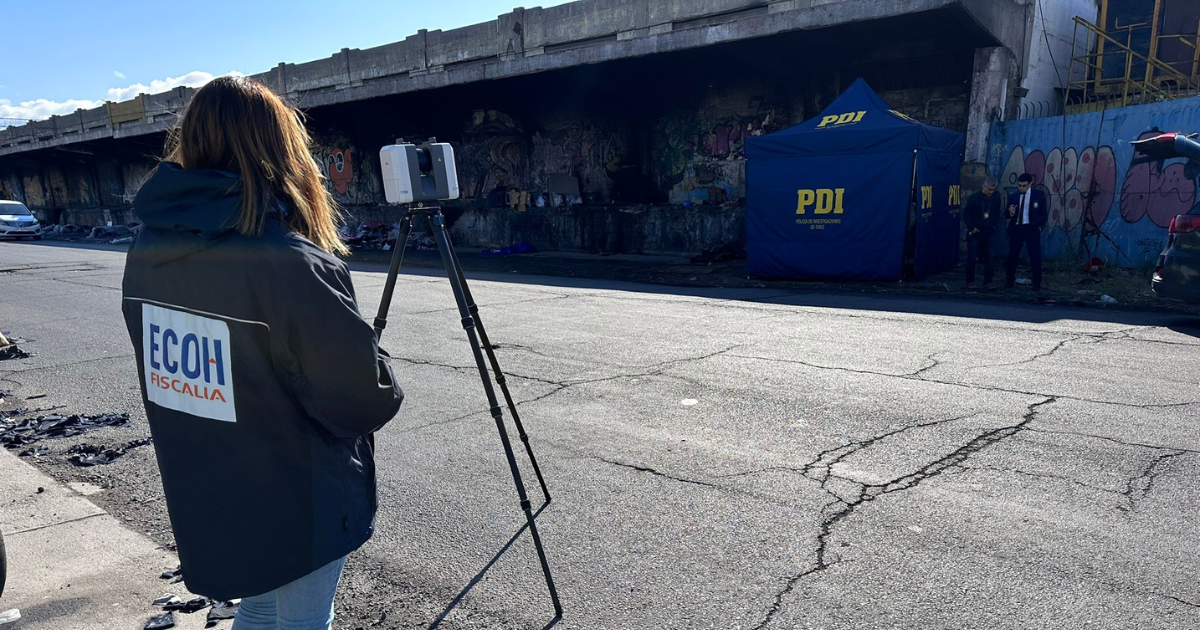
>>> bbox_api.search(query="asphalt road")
[1,240,1198,630]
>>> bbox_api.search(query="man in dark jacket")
[962,177,1003,289]
[1005,172,1049,291]
[121,163,403,601]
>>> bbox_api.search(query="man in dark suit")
[962,177,1004,289]
[1005,172,1048,291]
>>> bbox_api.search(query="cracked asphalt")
[2,241,1199,630]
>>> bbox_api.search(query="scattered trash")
[1098,294,1118,304]
[37,487,44,493]
[67,437,152,466]
[1082,256,1106,273]
[1014,278,1032,285]
[690,242,742,264]
[160,567,183,580]
[0,345,32,361]
[481,241,538,256]
[18,445,49,458]
[144,612,175,630]
[164,597,211,614]
[0,331,7,346]
[111,236,134,244]
[0,412,131,448]
[26,393,45,400]
[0,609,21,626]
[153,594,182,607]
[205,601,239,627]
[681,399,699,406]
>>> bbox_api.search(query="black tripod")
[371,203,561,617]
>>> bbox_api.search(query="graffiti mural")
[312,139,379,206]
[1120,129,1200,228]
[656,94,785,205]
[989,94,1200,266]
[325,147,354,195]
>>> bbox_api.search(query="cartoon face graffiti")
[326,147,354,195]
[1120,130,1200,228]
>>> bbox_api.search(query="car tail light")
[1168,215,1200,234]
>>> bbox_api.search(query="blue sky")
[1,0,570,122]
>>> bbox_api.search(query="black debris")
[0,412,131,448]
[160,567,182,580]
[26,393,46,400]
[18,445,49,458]
[164,597,211,614]
[205,601,239,627]
[67,437,151,466]
[144,612,175,630]
[0,345,32,361]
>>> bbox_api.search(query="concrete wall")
[987,94,1200,267]
[1021,0,1098,109]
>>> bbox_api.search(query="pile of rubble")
[38,222,142,244]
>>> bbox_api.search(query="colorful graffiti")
[997,144,1118,233]
[1120,130,1200,228]
[989,94,1200,266]
[325,147,354,195]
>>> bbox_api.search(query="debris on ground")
[690,241,743,264]
[153,594,182,607]
[0,609,20,626]
[0,412,131,448]
[164,597,211,614]
[160,567,182,580]
[67,437,152,466]
[1098,294,1119,304]
[26,393,45,400]
[18,445,49,458]
[482,241,538,256]
[144,612,175,630]
[205,600,239,627]
[0,345,32,361]
[0,331,8,346]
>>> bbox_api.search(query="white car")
[0,200,41,240]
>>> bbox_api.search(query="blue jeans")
[232,557,347,630]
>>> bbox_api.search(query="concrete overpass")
[0,0,1030,254]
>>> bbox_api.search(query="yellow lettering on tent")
[836,112,857,125]
[796,189,816,214]
[921,186,934,210]
[818,115,840,128]
[948,185,961,206]
[815,189,835,214]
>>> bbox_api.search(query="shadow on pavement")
[426,502,553,630]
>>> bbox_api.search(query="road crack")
[1118,450,1186,513]
[597,458,717,488]
[751,398,1055,629]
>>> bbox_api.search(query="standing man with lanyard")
[1005,173,1048,291]
[962,177,1003,290]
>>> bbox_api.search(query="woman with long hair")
[121,75,403,630]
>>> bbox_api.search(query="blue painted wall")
[988,96,1200,267]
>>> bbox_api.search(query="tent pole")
[905,148,919,279]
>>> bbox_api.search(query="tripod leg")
[444,238,552,504]
[373,216,415,340]
[427,211,562,617]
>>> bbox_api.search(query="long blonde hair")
[166,76,348,255]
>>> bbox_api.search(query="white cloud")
[0,70,246,124]
[0,98,104,122]
[114,71,125,79]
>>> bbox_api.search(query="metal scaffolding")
[1067,0,1200,113]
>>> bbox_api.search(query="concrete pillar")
[965,46,1018,169]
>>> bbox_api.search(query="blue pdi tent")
[745,79,965,280]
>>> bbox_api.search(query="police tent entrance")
[745,78,965,280]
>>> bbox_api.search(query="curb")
[0,449,205,629]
